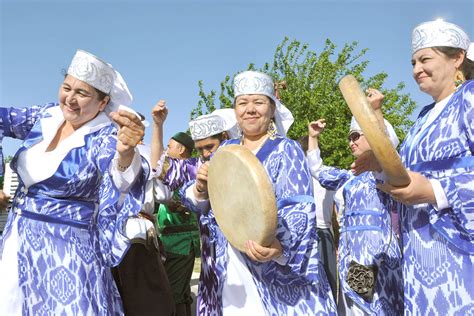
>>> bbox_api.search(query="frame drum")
[207,144,277,252]
[339,75,410,187]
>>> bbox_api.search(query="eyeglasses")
[348,132,363,143]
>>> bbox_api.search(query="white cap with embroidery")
[189,108,239,141]
[67,49,132,113]
[233,70,294,136]
[412,20,470,54]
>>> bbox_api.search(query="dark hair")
[432,46,474,80]
[209,132,228,141]
[297,135,309,153]
[62,71,110,101]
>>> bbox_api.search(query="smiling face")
[411,47,463,101]
[234,94,275,139]
[348,131,371,158]
[58,75,110,129]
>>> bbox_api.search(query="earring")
[267,120,277,139]
[454,69,466,90]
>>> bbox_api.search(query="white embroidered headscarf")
[189,109,240,141]
[67,49,133,114]
[233,71,294,136]
[412,20,473,61]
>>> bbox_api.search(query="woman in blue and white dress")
[0,50,148,315]
[307,113,403,315]
[181,71,337,315]
[357,20,474,314]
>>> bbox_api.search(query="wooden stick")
[339,75,410,187]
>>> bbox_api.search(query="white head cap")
[233,70,294,136]
[349,116,399,148]
[67,49,132,113]
[412,20,471,55]
[189,108,239,141]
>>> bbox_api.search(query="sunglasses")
[348,132,363,142]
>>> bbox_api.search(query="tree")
[193,37,416,169]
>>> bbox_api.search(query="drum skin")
[207,144,277,252]
[339,75,410,187]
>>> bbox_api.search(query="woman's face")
[348,132,370,158]
[411,48,462,101]
[234,94,275,139]
[58,75,109,129]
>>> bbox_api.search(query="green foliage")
[194,37,416,169]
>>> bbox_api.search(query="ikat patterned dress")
[397,80,474,315]
[315,165,404,315]
[0,103,148,315]
[181,136,337,315]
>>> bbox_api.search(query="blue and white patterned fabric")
[181,136,337,315]
[316,166,404,315]
[0,103,148,314]
[397,80,474,314]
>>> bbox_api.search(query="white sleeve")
[429,178,450,210]
[110,149,142,193]
[185,185,210,213]
[153,178,173,203]
[306,148,323,178]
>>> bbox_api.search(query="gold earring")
[454,69,465,90]
[267,120,277,139]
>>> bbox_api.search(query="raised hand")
[365,88,384,111]
[151,100,168,126]
[308,119,326,138]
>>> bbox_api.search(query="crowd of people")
[0,18,472,315]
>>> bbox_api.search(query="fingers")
[365,88,383,98]
[245,240,270,262]
[244,240,281,262]
[110,111,145,148]
[195,162,209,193]
[111,110,143,128]
[308,118,326,137]
[152,100,168,124]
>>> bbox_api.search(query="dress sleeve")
[93,128,150,267]
[0,104,47,176]
[306,147,351,191]
[432,82,474,253]
[156,156,199,192]
[270,140,320,280]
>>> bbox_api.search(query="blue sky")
[1,0,473,157]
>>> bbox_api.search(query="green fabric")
[163,249,196,304]
[171,132,194,153]
[156,193,200,257]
